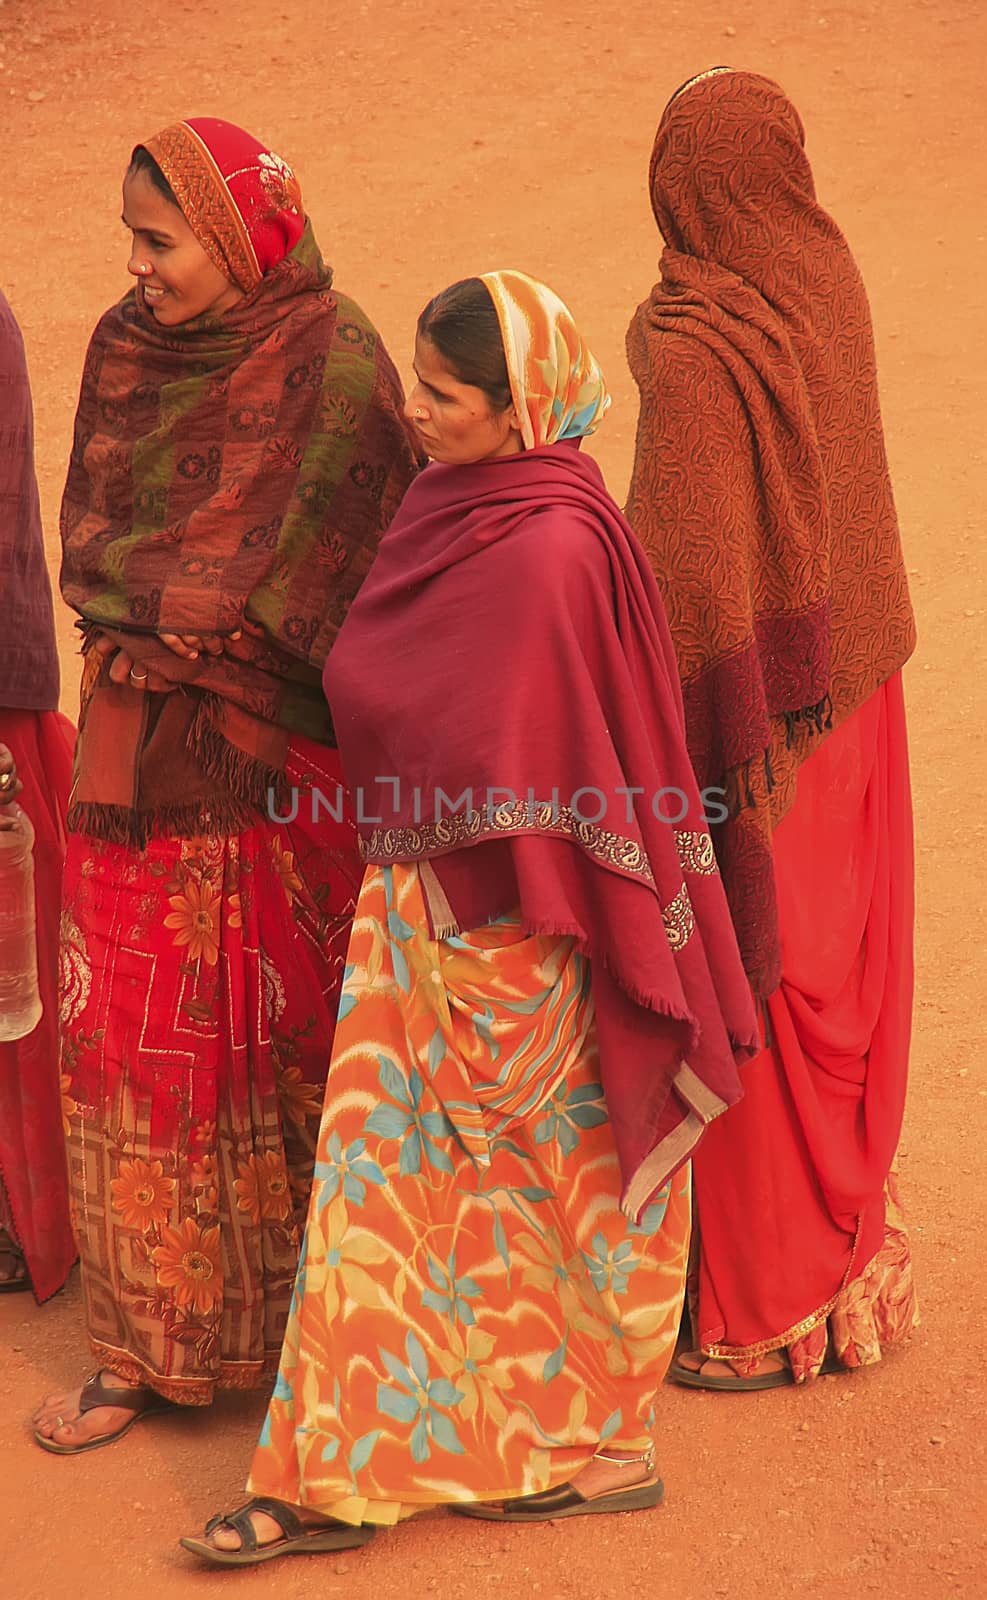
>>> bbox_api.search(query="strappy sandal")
[670,1348,846,1391]
[452,1446,664,1522]
[33,1371,177,1455]
[669,1350,794,1391]
[0,1233,29,1294]
[179,1497,377,1567]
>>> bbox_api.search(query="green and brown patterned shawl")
[60,223,421,843]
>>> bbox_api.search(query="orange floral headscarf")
[480,270,610,450]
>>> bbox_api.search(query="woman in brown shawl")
[625,69,919,1386]
[32,117,420,1451]
[0,292,76,1302]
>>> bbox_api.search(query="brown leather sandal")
[33,1371,177,1455]
[452,1446,664,1522]
[669,1350,794,1391]
[179,1497,377,1566]
[670,1347,846,1391]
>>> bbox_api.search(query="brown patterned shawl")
[61,214,420,844]
[0,292,60,712]
[625,70,915,996]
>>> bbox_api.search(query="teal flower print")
[534,1081,608,1157]
[582,1231,640,1297]
[628,1182,671,1236]
[376,1329,465,1463]
[365,1055,455,1177]
[313,1130,387,1209]
[421,1248,483,1325]
[336,963,358,1024]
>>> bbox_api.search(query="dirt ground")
[1,0,985,1594]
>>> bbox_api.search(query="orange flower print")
[227,893,243,931]
[190,1153,219,1214]
[151,1217,222,1316]
[164,878,221,965]
[276,1062,323,1128]
[60,1073,79,1137]
[234,1151,292,1224]
[435,1325,514,1426]
[270,836,303,905]
[110,1157,177,1232]
[234,1156,263,1224]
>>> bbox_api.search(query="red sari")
[0,290,76,1302]
[691,676,918,1373]
[57,120,418,1399]
[624,73,918,1376]
[0,711,77,1302]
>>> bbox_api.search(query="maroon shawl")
[625,71,916,995]
[0,293,60,711]
[324,442,758,1215]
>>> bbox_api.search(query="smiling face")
[121,166,244,326]
[404,334,523,466]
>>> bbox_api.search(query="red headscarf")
[625,70,915,995]
[142,116,305,290]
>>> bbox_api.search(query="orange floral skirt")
[62,740,362,1404]
[247,863,691,1523]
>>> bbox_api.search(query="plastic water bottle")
[0,804,43,1041]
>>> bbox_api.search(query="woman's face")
[405,335,523,465]
[121,167,243,326]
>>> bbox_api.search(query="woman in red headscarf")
[0,293,77,1304]
[32,118,421,1452]
[625,69,919,1386]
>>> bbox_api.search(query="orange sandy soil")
[1,0,985,1594]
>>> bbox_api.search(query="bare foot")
[31,1369,148,1449]
[568,1448,656,1501]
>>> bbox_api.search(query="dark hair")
[127,144,181,208]
[417,278,513,412]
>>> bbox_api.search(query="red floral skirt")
[62,738,362,1404]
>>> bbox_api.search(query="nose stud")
[414,408,425,419]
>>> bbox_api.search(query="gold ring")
[129,668,150,684]
[0,772,11,791]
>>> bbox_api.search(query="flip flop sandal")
[33,1371,177,1455]
[179,1497,377,1567]
[452,1478,665,1522]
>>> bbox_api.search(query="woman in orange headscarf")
[179,271,757,1566]
[625,68,918,1387]
[32,117,420,1453]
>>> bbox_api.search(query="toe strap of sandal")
[204,1498,304,1552]
[78,1372,163,1416]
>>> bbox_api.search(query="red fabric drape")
[0,708,77,1302]
[692,675,913,1354]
